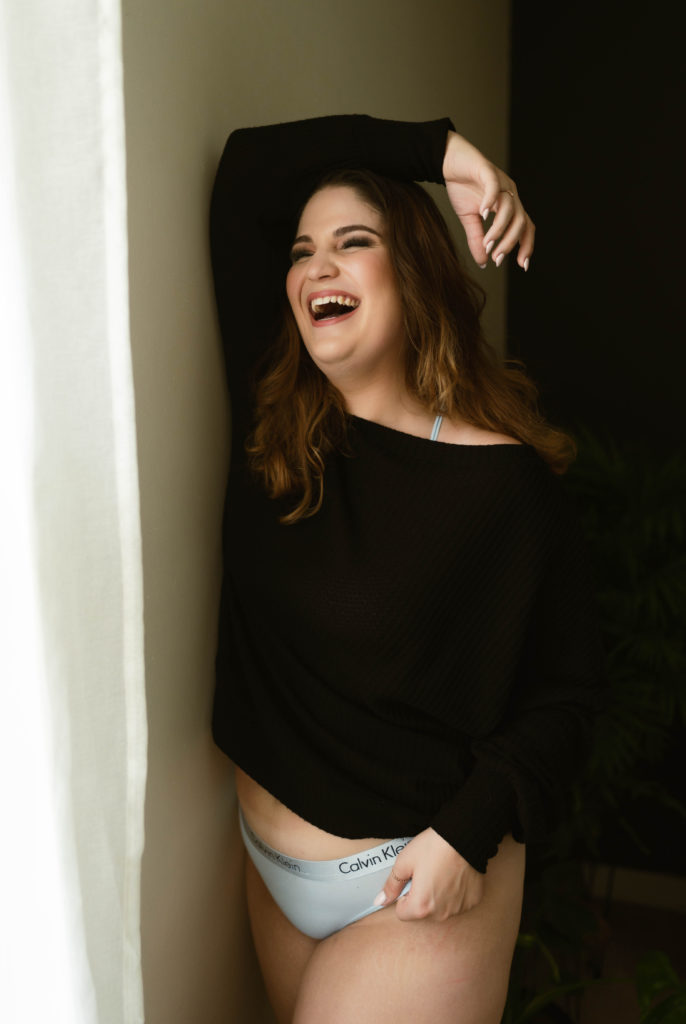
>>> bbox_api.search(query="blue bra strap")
[430,414,443,441]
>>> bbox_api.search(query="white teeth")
[309,294,360,313]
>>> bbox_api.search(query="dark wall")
[508,4,683,446]
[508,4,685,875]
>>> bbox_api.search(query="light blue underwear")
[239,808,413,940]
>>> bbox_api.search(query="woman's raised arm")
[209,114,533,429]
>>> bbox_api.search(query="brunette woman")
[210,115,602,1024]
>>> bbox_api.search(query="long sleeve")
[210,117,605,879]
[209,115,453,435]
[429,490,605,872]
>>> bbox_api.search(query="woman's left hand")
[442,129,535,272]
[375,828,484,922]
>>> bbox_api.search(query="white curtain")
[0,2,146,1023]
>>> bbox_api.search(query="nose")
[306,249,339,280]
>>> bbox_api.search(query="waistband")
[239,808,413,881]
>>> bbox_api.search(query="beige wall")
[121,1,510,1021]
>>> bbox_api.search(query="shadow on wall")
[508,3,685,876]
[503,8,686,1022]
[507,4,684,450]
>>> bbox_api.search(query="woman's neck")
[340,377,435,438]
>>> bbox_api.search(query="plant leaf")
[516,978,607,1023]
[636,951,680,1013]
[640,992,686,1024]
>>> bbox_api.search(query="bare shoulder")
[439,418,523,447]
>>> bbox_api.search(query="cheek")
[286,274,311,338]
[286,266,304,312]
[366,256,402,314]
[375,278,404,328]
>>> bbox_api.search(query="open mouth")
[308,294,360,323]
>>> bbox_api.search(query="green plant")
[560,431,686,861]
[502,939,686,1023]
[502,928,605,1024]
[636,951,686,1023]
[501,433,686,1022]
[502,857,611,1023]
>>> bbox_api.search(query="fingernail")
[485,240,494,255]
[523,257,530,272]
[495,252,505,268]
[481,208,489,221]
[373,890,388,907]
[479,263,487,270]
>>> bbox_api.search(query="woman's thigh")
[293,835,525,1024]
[244,856,319,1024]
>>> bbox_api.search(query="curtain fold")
[0,2,146,1022]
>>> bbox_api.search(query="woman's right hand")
[442,130,535,272]
[374,827,485,922]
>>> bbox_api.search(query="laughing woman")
[209,116,602,1024]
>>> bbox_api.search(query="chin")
[304,338,357,369]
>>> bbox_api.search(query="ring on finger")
[500,189,515,198]
[391,870,412,883]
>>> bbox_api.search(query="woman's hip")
[239,806,413,940]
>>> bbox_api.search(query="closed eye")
[290,248,312,263]
[340,236,372,250]
[290,235,375,263]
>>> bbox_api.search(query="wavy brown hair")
[248,168,575,523]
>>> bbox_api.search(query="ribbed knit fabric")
[209,116,604,873]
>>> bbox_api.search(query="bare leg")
[244,856,319,1024]
[293,834,525,1024]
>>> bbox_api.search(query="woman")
[210,115,602,1024]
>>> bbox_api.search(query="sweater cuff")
[429,760,518,874]
[350,115,455,185]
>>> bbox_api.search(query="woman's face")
[286,186,406,386]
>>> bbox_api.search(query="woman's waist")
[235,765,392,861]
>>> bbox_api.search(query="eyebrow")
[291,224,382,246]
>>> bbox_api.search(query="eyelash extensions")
[290,235,373,263]
[340,236,371,248]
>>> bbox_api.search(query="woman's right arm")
[209,115,533,428]
[210,116,451,383]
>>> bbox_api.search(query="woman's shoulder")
[438,419,523,447]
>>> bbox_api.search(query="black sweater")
[209,115,604,873]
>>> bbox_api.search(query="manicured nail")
[523,257,530,272]
[481,208,489,221]
[485,240,495,255]
[495,252,505,268]
[479,262,487,269]
[373,891,388,907]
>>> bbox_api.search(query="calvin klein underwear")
[239,807,413,940]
